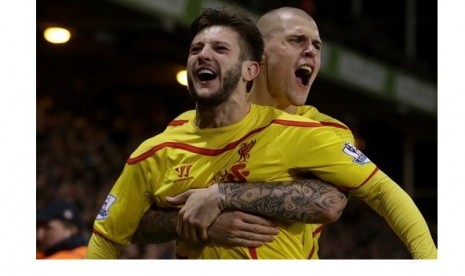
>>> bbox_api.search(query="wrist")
[217,183,228,211]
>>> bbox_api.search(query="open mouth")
[295,66,312,86]
[198,69,217,81]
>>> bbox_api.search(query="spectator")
[36,199,88,259]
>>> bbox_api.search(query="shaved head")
[257,7,315,41]
[250,7,322,112]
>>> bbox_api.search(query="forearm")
[352,170,437,259]
[131,207,178,244]
[218,179,347,224]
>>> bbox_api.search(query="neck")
[194,92,251,128]
[249,76,298,114]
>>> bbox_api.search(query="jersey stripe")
[307,225,324,259]
[271,119,322,128]
[92,228,123,246]
[127,119,325,164]
[313,224,324,235]
[359,167,379,187]
[337,167,380,192]
[168,120,189,126]
[307,244,315,259]
[248,247,258,259]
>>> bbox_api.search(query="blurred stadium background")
[36,0,437,259]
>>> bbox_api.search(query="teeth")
[197,68,217,81]
[199,69,214,75]
[300,65,312,74]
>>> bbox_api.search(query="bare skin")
[133,180,347,245]
[132,208,278,247]
[170,180,346,243]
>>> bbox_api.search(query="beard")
[188,62,242,107]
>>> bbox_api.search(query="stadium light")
[44,27,71,44]
[176,70,188,86]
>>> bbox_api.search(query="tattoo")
[131,207,178,244]
[219,179,347,223]
[133,179,347,243]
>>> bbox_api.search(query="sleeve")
[279,125,377,188]
[86,233,121,259]
[91,160,154,249]
[351,170,437,259]
[277,124,437,259]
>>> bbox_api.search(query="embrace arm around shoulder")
[86,233,121,259]
[132,179,347,244]
[219,179,347,224]
[351,170,437,259]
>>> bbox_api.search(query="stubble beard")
[188,62,242,107]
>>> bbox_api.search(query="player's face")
[36,219,74,251]
[187,26,243,106]
[264,15,321,106]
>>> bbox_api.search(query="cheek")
[315,54,321,68]
[49,228,71,242]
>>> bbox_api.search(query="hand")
[208,211,279,247]
[166,184,223,244]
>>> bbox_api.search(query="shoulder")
[252,104,322,127]
[298,105,351,130]
[128,131,174,163]
[166,110,195,127]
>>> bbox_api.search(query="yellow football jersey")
[166,105,355,259]
[92,104,376,259]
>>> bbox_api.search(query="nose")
[303,43,317,58]
[197,45,213,63]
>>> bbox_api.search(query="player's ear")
[242,60,259,81]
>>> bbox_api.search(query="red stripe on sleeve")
[320,121,349,130]
[272,119,322,127]
[248,247,258,259]
[359,167,380,187]
[307,245,315,259]
[92,228,122,245]
[313,225,324,236]
[168,120,189,126]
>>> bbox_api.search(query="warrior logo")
[175,164,192,178]
[237,139,256,163]
[342,142,371,165]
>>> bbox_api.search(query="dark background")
[36,0,437,259]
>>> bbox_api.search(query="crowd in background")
[36,91,437,259]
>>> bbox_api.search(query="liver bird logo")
[237,139,256,163]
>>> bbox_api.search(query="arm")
[131,206,178,244]
[351,170,437,259]
[168,178,347,243]
[132,209,280,247]
[132,178,346,244]
[87,233,121,259]
[219,179,347,223]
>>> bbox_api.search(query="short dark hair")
[190,6,264,63]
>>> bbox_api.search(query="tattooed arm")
[219,179,347,223]
[131,178,347,244]
[131,206,178,244]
